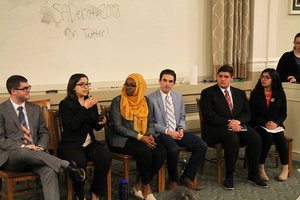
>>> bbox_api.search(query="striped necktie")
[165,95,176,131]
[18,106,32,145]
[224,90,233,114]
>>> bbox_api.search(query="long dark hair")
[254,68,282,92]
[66,73,88,100]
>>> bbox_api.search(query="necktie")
[165,95,176,131]
[224,90,233,114]
[18,106,32,145]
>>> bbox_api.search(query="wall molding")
[248,57,280,72]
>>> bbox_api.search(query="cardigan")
[249,89,287,128]
[276,51,299,82]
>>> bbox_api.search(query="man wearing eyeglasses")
[200,65,268,190]
[0,75,86,200]
[147,69,207,190]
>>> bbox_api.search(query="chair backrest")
[48,109,63,156]
[196,98,204,139]
[196,98,202,125]
[30,99,54,152]
[100,105,111,134]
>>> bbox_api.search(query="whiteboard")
[0,0,199,87]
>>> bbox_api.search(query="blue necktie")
[18,106,32,145]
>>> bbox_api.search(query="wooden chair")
[100,105,166,192]
[0,99,52,200]
[196,98,248,183]
[0,170,42,200]
[30,99,55,154]
[48,109,112,200]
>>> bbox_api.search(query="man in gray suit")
[147,69,207,190]
[0,75,85,200]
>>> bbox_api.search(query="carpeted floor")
[3,148,300,200]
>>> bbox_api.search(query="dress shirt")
[10,98,33,144]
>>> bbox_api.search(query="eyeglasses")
[76,83,91,88]
[123,84,136,88]
[260,75,271,80]
[14,85,31,92]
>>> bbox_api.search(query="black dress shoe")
[223,179,234,190]
[66,161,86,182]
[247,175,268,188]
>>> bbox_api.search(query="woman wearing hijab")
[106,73,167,200]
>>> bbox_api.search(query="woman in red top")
[249,68,288,181]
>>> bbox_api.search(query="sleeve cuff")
[137,134,144,140]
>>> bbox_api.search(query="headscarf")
[120,73,148,134]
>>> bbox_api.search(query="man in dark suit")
[148,69,207,190]
[0,75,85,200]
[200,65,268,190]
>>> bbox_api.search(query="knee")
[94,151,112,166]
[72,157,87,169]
[139,146,153,159]
[228,133,239,145]
[200,141,208,153]
[168,145,180,157]
[195,138,208,150]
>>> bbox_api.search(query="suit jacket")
[0,99,49,167]
[249,88,287,128]
[58,98,103,150]
[106,95,154,148]
[200,84,251,143]
[147,89,186,137]
[276,51,299,82]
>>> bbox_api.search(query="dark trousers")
[254,126,288,165]
[158,132,207,182]
[108,138,167,185]
[205,125,261,175]
[58,141,112,199]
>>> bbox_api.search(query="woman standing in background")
[276,32,300,83]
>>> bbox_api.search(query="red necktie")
[225,90,233,114]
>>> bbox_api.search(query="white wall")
[249,0,300,73]
[0,0,214,92]
[276,0,300,56]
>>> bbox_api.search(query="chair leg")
[66,173,73,200]
[288,141,293,177]
[157,163,165,192]
[0,178,2,200]
[194,174,197,183]
[35,178,40,200]
[243,147,248,169]
[198,158,205,174]
[275,145,279,168]
[124,160,130,181]
[7,179,13,200]
[217,146,222,183]
[107,167,111,200]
